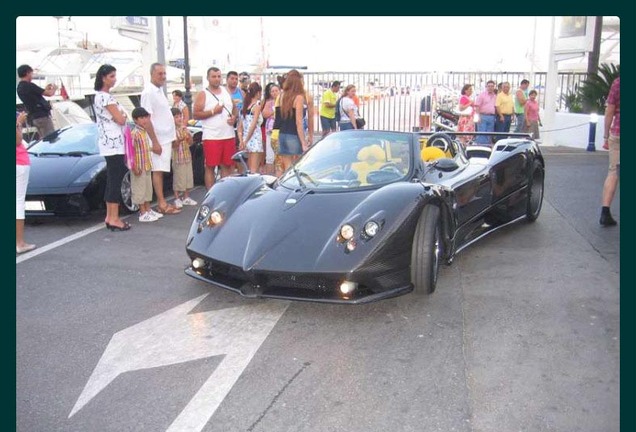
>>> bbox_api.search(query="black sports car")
[25,123,205,217]
[185,131,544,304]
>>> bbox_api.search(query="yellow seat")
[421,146,446,162]
[420,137,454,159]
[351,144,386,184]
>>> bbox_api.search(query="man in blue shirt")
[225,71,245,172]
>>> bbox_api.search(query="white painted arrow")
[69,294,289,432]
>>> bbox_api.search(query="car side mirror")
[433,158,459,172]
[231,150,249,174]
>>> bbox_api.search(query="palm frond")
[576,63,620,114]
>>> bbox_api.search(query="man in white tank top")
[193,67,238,189]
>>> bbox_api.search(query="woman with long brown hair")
[277,71,309,171]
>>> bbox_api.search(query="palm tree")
[577,63,620,114]
[562,84,583,113]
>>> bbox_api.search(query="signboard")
[559,16,587,38]
[126,16,148,27]
[554,16,596,54]
[110,16,150,34]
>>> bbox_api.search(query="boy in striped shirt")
[131,107,159,222]
[171,107,197,208]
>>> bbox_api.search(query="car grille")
[207,259,339,292]
[187,254,415,303]
[198,258,382,300]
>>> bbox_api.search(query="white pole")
[529,17,537,81]
[141,17,156,84]
[155,16,167,95]
[543,17,558,147]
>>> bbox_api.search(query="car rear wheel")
[526,159,544,222]
[121,171,139,213]
[411,205,441,295]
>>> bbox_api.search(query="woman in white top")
[93,64,130,231]
[237,82,264,174]
[338,85,361,131]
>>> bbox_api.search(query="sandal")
[106,222,131,231]
[156,204,182,215]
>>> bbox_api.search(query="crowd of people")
[15,64,619,247]
[455,79,542,146]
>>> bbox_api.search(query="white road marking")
[15,187,208,264]
[69,294,289,432]
[16,221,110,264]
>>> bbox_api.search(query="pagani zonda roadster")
[185,131,544,304]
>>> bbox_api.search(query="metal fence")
[260,71,588,133]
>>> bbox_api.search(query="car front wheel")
[411,205,441,295]
[121,171,139,213]
[526,159,544,222]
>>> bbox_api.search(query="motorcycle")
[432,108,459,132]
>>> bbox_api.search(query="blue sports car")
[25,123,205,217]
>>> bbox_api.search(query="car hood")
[187,176,424,273]
[27,154,104,190]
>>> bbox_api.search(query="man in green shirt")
[514,79,530,132]
[319,81,340,137]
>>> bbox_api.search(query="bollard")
[587,113,598,151]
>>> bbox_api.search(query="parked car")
[17,100,94,143]
[25,123,205,217]
[184,130,544,304]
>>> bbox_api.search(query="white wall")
[542,112,608,150]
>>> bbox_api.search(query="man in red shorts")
[193,66,238,189]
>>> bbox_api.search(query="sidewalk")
[539,145,606,155]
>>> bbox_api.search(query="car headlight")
[198,205,210,220]
[339,224,354,241]
[209,211,223,225]
[72,161,106,185]
[363,221,380,238]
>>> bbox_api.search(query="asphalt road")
[16,146,620,432]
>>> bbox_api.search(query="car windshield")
[28,123,99,156]
[279,131,412,191]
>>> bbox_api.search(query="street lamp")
[183,16,192,116]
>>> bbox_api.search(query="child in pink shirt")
[524,90,542,140]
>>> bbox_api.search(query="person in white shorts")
[140,63,180,215]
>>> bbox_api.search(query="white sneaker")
[181,197,198,206]
[174,198,184,209]
[149,209,164,219]
[139,212,159,222]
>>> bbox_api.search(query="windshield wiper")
[31,151,92,157]
[65,151,93,156]
[31,152,66,156]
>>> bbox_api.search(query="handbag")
[341,98,366,129]
[457,106,473,116]
[122,124,134,170]
[270,105,281,147]
[456,96,473,116]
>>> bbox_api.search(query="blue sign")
[125,16,148,27]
